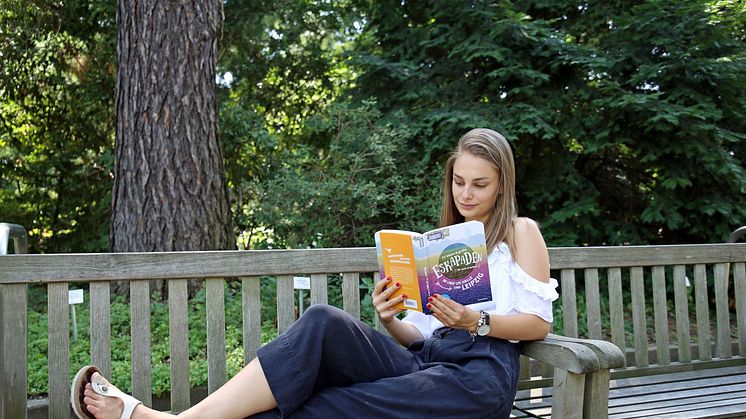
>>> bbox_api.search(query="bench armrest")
[519,334,623,419]
[542,333,625,369]
[519,334,600,374]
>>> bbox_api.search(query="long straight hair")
[439,128,518,255]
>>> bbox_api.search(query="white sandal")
[71,365,143,419]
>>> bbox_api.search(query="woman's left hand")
[427,294,480,332]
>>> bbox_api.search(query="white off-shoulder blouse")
[402,242,559,340]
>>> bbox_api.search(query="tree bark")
[111,1,233,293]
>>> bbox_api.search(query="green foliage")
[351,0,746,246]
[252,101,440,248]
[0,0,116,253]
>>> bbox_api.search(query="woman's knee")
[299,304,352,327]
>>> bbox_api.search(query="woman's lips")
[458,202,476,209]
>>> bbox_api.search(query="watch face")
[477,324,490,336]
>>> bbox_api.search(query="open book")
[374,220,492,314]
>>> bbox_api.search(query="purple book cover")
[417,221,492,314]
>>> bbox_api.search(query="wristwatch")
[475,310,491,337]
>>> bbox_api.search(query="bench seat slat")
[610,397,746,419]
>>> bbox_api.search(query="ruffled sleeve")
[489,242,559,323]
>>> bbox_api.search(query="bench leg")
[583,370,611,419]
[552,369,585,419]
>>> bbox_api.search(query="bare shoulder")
[512,217,550,282]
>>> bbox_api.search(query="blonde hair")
[439,128,518,255]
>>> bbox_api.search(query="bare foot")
[83,377,124,419]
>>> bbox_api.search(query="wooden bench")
[2,223,744,418]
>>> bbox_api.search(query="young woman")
[71,128,558,419]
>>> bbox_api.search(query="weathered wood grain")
[242,277,261,364]
[130,280,152,406]
[585,268,602,340]
[342,272,360,319]
[310,273,328,306]
[694,264,712,361]
[735,263,746,356]
[47,282,69,419]
[713,263,731,359]
[90,282,112,377]
[561,269,578,338]
[630,267,648,368]
[3,243,744,284]
[277,275,295,334]
[0,283,27,419]
[206,278,226,393]
[652,266,670,365]
[672,265,692,363]
[608,267,626,354]
[168,279,190,412]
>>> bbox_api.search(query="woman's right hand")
[372,276,405,324]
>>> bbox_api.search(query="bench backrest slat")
[310,273,329,307]
[714,263,731,359]
[277,275,296,334]
[206,278,227,393]
[585,268,602,340]
[652,265,671,365]
[242,277,262,365]
[673,265,692,363]
[561,269,578,338]
[131,280,153,406]
[343,273,361,318]
[169,279,191,412]
[736,263,746,356]
[608,267,625,355]
[630,266,649,367]
[48,282,69,419]
[91,282,112,377]
[694,264,712,361]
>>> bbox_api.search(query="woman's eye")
[475,184,486,188]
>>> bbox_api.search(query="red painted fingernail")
[401,294,408,299]
[428,297,433,302]
[426,304,432,309]
[395,282,401,287]
[433,294,438,299]
[386,276,391,281]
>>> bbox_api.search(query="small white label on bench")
[294,276,311,290]
[69,289,84,305]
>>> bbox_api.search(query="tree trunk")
[111,1,233,294]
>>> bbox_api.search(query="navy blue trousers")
[249,304,519,419]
